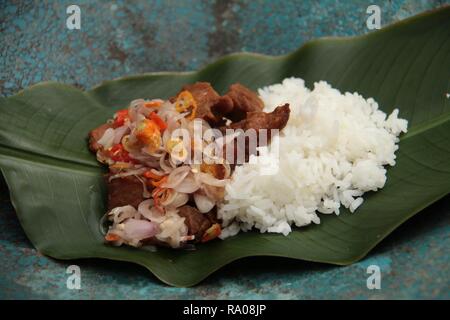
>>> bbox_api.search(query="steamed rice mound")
[218,78,408,238]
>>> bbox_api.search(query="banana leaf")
[0,7,449,287]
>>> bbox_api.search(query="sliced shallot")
[97,128,115,149]
[134,175,152,198]
[159,153,174,173]
[160,190,189,208]
[193,192,216,213]
[108,205,137,224]
[174,173,200,193]
[108,168,148,181]
[122,219,159,240]
[163,165,191,188]
[113,125,129,145]
[196,172,228,187]
[138,199,164,223]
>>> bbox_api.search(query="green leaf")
[1,7,449,287]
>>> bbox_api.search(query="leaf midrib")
[0,144,101,173]
[400,111,450,140]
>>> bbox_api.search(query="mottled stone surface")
[2,0,449,97]
[0,0,449,299]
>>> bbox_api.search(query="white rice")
[218,78,408,239]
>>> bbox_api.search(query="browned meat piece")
[89,123,113,152]
[171,82,264,125]
[211,95,234,117]
[221,104,290,164]
[177,205,212,241]
[173,82,224,125]
[106,175,145,211]
[205,210,219,225]
[214,83,264,121]
[226,103,290,132]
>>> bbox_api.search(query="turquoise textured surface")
[0,0,449,299]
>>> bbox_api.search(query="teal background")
[0,0,449,299]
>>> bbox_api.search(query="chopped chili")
[113,109,129,127]
[149,112,167,132]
